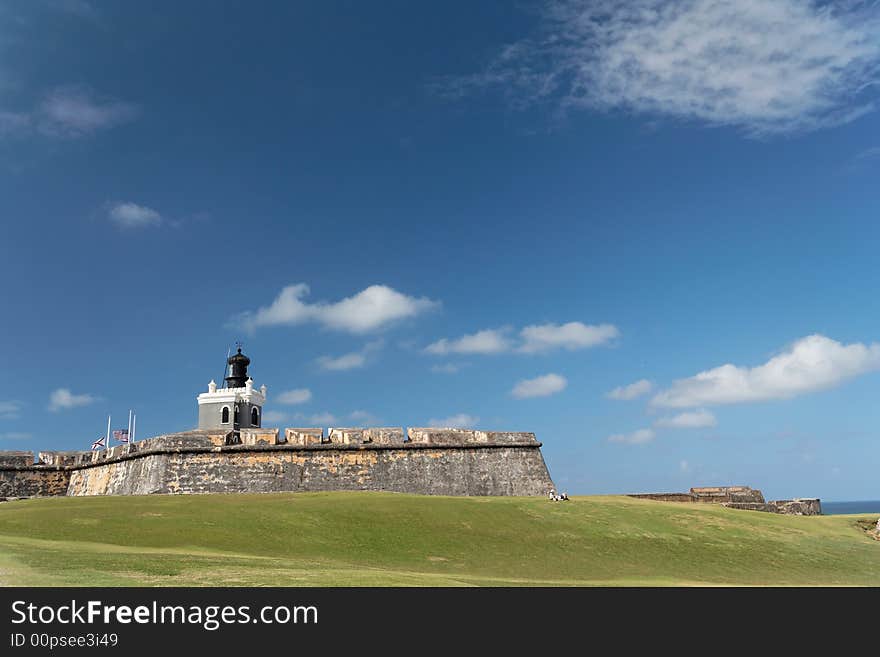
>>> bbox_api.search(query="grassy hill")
[0,492,877,586]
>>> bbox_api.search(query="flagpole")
[132,413,136,443]
[127,409,132,447]
[106,414,111,452]
[222,347,230,390]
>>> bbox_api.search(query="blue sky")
[1,1,879,500]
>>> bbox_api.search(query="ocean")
[821,500,880,515]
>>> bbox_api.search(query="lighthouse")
[197,347,266,432]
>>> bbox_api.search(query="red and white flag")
[91,436,105,450]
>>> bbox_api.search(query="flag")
[91,436,105,450]
[112,429,129,443]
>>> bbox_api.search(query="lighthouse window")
[251,407,259,427]
[221,406,230,424]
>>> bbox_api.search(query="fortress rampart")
[0,427,555,498]
[628,486,822,515]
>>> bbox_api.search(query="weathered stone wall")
[629,486,821,516]
[0,451,34,468]
[0,465,71,498]
[691,486,766,504]
[766,498,822,516]
[66,443,554,497]
[0,428,553,498]
[628,493,698,503]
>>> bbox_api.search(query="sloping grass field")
[0,492,877,586]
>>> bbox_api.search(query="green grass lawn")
[0,492,877,586]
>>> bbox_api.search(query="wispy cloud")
[511,373,567,399]
[426,321,617,355]
[430,362,466,374]
[518,322,619,353]
[235,284,440,334]
[48,0,100,21]
[308,412,338,426]
[261,410,288,424]
[317,351,367,371]
[854,145,880,161]
[107,202,162,229]
[349,410,379,425]
[276,388,312,405]
[317,340,383,371]
[427,413,480,428]
[654,409,717,429]
[0,432,31,441]
[651,334,880,408]
[0,87,137,139]
[48,388,98,412]
[608,428,655,445]
[425,328,512,355]
[37,87,137,137]
[445,0,880,135]
[0,400,23,419]
[607,379,653,400]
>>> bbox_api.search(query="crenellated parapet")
[0,426,554,499]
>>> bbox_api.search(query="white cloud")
[276,388,312,405]
[855,145,880,161]
[318,352,365,371]
[608,428,656,445]
[309,412,338,426]
[679,460,691,473]
[261,410,288,424]
[0,86,137,140]
[452,0,880,135]
[0,111,31,136]
[427,413,480,428]
[349,410,379,425]
[425,328,512,355]
[518,322,619,353]
[0,400,22,418]
[108,202,162,229]
[49,0,100,20]
[430,363,464,374]
[426,321,618,355]
[0,432,30,441]
[37,87,137,137]
[237,283,439,334]
[317,340,383,371]
[654,409,717,429]
[652,334,880,408]
[607,379,654,400]
[511,373,567,399]
[48,388,97,412]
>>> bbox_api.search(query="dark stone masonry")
[0,427,555,498]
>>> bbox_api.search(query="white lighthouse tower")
[197,347,266,432]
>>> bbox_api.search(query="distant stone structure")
[629,486,822,516]
[0,349,555,498]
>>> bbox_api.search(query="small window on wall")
[221,406,230,423]
[251,407,259,427]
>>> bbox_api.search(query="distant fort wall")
[0,427,555,498]
[628,486,822,516]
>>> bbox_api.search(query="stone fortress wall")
[629,486,822,516]
[0,427,555,498]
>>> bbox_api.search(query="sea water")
[821,501,880,515]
